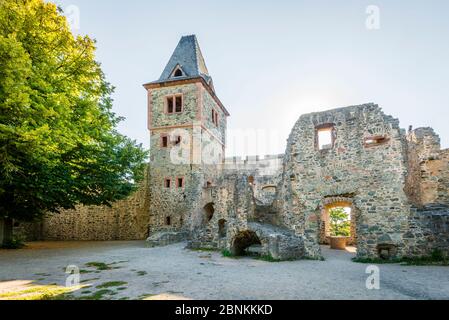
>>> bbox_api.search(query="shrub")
[329,207,351,237]
[1,238,25,249]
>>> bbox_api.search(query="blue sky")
[53,0,449,156]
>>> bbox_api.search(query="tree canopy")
[0,0,147,230]
[329,207,351,237]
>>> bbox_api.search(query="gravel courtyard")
[1,241,449,300]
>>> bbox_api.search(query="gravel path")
[1,241,448,300]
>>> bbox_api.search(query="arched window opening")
[203,203,215,223]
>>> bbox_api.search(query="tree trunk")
[2,217,13,245]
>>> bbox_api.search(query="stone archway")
[202,203,215,224]
[319,197,358,247]
[230,230,261,256]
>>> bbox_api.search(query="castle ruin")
[17,35,449,261]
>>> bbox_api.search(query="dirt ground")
[1,241,448,300]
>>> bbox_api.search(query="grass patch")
[136,271,147,276]
[77,289,116,300]
[221,249,239,259]
[79,269,95,274]
[0,285,80,300]
[352,250,449,266]
[303,256,326,261]
[110,260,129,265]
[34,273,51,277]
[85,262,111,271]
[138,293,156,300]
[1,238,26,249]
[191,247,219,252]
[117,287,127,291]
[96,281,128,289]
[255,254,282,263]
[352,257,403,264]
[80,277,100,283]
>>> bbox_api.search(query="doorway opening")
[231,230,262,256]
[203,203,215,223]
[320,201,356,251]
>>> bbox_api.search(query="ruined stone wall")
[19,169,151,241]
[224,155,283,204]
[188,173,256,250]
[407,206,449,257]
[406,128,449,207]
[277,104,412,259]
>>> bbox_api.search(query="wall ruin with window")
[276,104,414,259]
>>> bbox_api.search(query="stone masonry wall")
[19,168,151,241]
[406,128,449,207]
[407,205,449,257]
[276,104,412,259]
[224,155,283,204]
[147,80,227,237]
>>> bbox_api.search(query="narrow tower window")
[161,135,169,148]
[166,97,174,113]
[177,177,185,188]
[211,109,219,126]
[175,96,183,113]
[164,178,171,188]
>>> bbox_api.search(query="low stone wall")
[18,169,151,241]
[409,206,449,257]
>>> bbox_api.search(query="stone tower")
[143,35,230,237]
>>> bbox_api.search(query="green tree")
[0,0,147,246]
[329,207,351,237]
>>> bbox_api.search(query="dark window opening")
[174,69,183,77]
[203,203,215,223]
[161,135,169,148]
[167,97,174,114]
[164,178,171,188]
[166,216,171,226]
[174,135,182,146]
[175,96,183,113]
[211,109,219,127]
[177,177,184,188]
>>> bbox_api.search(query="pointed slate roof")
[144,35,229,116]
[156,35,214,90]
